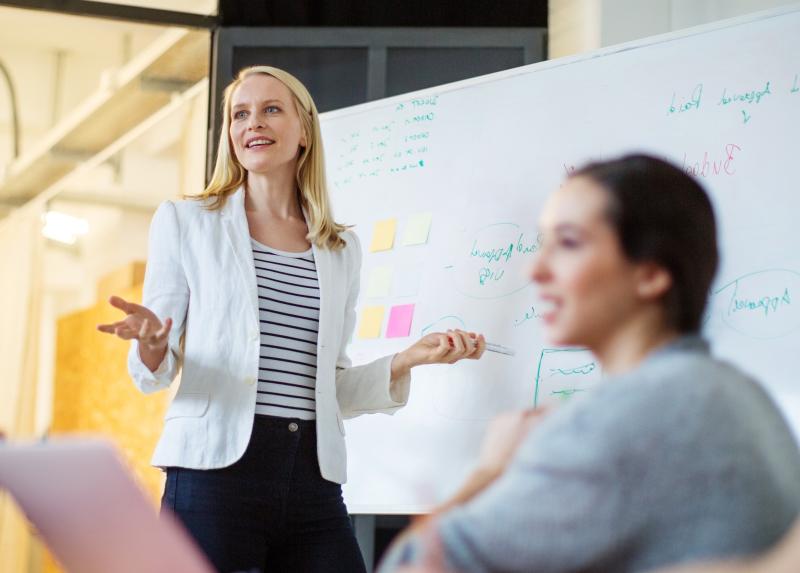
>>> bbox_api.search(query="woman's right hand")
[96,295,172,352]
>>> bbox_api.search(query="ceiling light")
[41,210,89,245]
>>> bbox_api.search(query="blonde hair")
[197,65,348,250]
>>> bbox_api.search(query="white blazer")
[128,187,410,484]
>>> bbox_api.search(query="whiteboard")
[319,5,800,514]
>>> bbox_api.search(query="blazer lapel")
[221,186,259,322]
[311,240,332,351]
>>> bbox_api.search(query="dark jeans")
[161,415,367,573]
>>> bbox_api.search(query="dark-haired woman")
[379,155,800,573]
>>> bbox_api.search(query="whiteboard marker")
[485,342,516,356]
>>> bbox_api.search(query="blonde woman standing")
[98,66,485,573]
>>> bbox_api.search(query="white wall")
[549,0,602,60]
[549,0,799,58]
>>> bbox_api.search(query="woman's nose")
[529,250,550,284]
[247,113,264,129]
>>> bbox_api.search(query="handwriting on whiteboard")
[445,222,540,299]
[712,269,800,339]
[330,95,439,189]
[681,143,741,178]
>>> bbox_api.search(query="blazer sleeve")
[334,231,411,418]
[127,200,190,394]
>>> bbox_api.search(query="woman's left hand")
[392,329,486,380]
[475,408,549,477]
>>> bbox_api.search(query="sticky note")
[386,304,415,338]
[370,218,397,252]
[357,306,385,339]
[401,212,433,246]
[394,264,423,297]
[366,266,393,298]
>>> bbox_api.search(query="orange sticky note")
[370,219,396,252]
[357,306,385,339]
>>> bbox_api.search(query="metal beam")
[0,0,218,29]
[0,197,26,208]
[2,189,157,214]
[53,191,158,214]
[0,78,207,222]
[139,76,198,93]
[50,147,95,162]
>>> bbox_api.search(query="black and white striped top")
[251,238,319,420]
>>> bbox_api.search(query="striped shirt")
[251,238,319,420]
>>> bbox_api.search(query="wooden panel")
[96,261,146,304]
[51,283,169,503]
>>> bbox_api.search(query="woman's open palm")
[97,295,172,351]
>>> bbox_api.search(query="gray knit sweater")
[379,336,800,572]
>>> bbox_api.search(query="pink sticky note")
[386,304,415,338]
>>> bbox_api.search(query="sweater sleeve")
[381,392,639,573]
[380,346,800,573]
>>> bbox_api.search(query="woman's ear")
[636,262,673,300]
[300,130,308,149]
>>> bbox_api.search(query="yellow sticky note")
[366,266,393,298]
[357,306,385,339]
[401,212,433,246]
[370,219,397,252]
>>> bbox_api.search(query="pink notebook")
[0,438,214,573]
